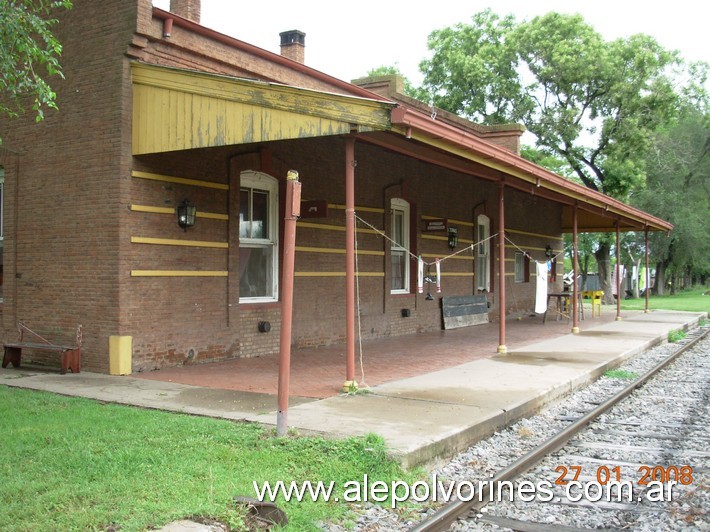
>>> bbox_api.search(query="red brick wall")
[0,0,565,372]
[0,0,141,371]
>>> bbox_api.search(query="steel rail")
[411,326,710,532]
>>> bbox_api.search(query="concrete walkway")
[1,310,705,468]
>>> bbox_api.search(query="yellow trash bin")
[109,336,132,375]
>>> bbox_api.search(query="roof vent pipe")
[170,0,201,23]
[279,30,306,64]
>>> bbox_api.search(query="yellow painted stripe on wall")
[440,272,475,277]
[295,272,385,277]
[505,244,559,253]
[132,170,229,190]
[131,237,229,248]
[130,204,229,220]
[295,246,384,256]
[328,204,385,214]
[131,270,228,277]
[421,253,474,261]
[421,215,474,228]
[297,221,379,235]
[421,234,474,245]
[507,228,562,241]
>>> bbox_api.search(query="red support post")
[645,227,650,313]
[497,182,507,354]
[276,170,301,436]
[616,220,622,321]
[344,137,357,390]
[572,204,580,333]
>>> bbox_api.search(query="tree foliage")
[419,9,693,201]
[0,0,72,138]
[633,106,710,291]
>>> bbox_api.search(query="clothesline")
[355,213,565,266]
[504,234,566,263]
[355,214,498,267]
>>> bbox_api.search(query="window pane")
[252,190,268,239]
[239,189,250,238]
[391,250,405,291]
[392,210,404,247]
[515,253,524,283]
[239,246,273,298]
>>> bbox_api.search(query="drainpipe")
[572,204,580,334]
[615,220,622,321]
[277,170,301,436]
[344,137,357,390]
[644,227,650,313]
[497,182,507,354]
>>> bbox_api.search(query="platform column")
[572,204,580,334]
[497,182,507,353]
[277,170,301,436]
[644,226,650,313]
[344,136,357,391]
[615,220,622,321]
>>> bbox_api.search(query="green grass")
[0,387,422,531]
[603,369,638,380]
[668,329,687,343]
[620,286,709,314]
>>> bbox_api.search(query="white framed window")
[390,198,410,294]
[239,171,278,302]
[515,252,525,283]
[476,214,490,292]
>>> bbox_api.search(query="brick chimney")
[279,30,306,64]
[170,0,201,23]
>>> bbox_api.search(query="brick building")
[0,0,671,378]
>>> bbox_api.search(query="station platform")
[1,309,706,468]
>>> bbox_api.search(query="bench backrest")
[17,321,83,347]
[442,295,489,330]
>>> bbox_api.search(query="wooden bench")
[442,295,489,330]
[2,322,82,374]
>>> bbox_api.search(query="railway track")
[412,324,710,531]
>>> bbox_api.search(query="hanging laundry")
[417,256,424,294]
[435,258,441,293]
[535,261,548,314]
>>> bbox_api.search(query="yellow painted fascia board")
[132,170,229,190]
[131,237,228,248]
[130,204,229,220]
[131,270,228,277]
[440,272,475,276]
[131,63,392,130]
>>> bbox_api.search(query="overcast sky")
[153,0,708,85]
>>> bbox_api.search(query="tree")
[419,10,696,302]
[632,107,709,294]
[0,0,72,141]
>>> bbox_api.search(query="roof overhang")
[131,62,394,155]
[388,106,672,233]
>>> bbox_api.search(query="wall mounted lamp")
[545,245,554,260]
[176,199,197,231]
[447,226,458,250]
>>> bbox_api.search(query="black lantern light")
[447,226,458,250]
[176,199,197,231]
[545,245,554,260]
